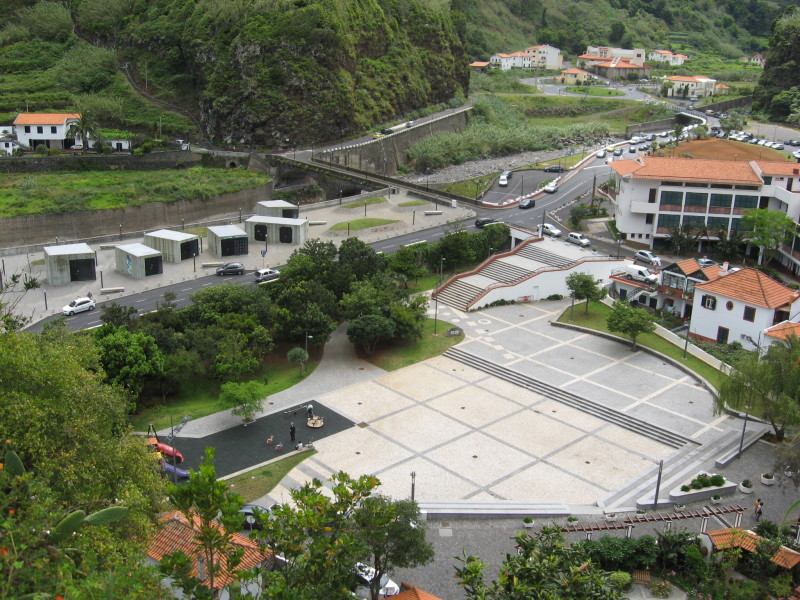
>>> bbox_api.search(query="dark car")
[613,147,624,156]
[543,164,564,173]
[475,217,496,228]
[519,198,536,209]
[216,262,246,276]
[239,504,274,531]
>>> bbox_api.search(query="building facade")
[664,75,723,98]
[12,113,82,150]
[489,51,533,70]
[648,50,688,66]
[525,44,563,70]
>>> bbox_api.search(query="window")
[710,193,732,207]
[50,126,57,134]
[707,217,729,232]
[24,126,30,133]
[662,272,685,290]
[660,190,683,206]
[684,192,708,208]
[657,214,680,228]
[648,189,657,203]
[717,327,729,344]
[731,218,752,231]
[710,183,733,189]
[702,295,717,310]
[735,185,759,191]
[646,214,654,224]
[763,176,772,185]
[683,215,705,227]
[743,306,756,322]
[36,126,43,134]
[734,195,758,209]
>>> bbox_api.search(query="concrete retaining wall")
[0,150,199,173]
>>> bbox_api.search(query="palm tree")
[66,112,100,154]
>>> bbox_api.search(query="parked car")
[566,232,591,247]
[352,563,400,599]
[255,267,280,283]
[596,149,606,158]
[625,264,658,285]
[519,198,536,209]
[498,170,512,186]
[540,223,562,237]
[544,164,565,173]
[216,262,246,276]
[239,504,274,531]
[628,145,637,153]
[475,217,496,229]
[543,181,558,193]
[613,148,624,156]
[634,250,660,266]
[62,297,95,316]
[697,258,717,268]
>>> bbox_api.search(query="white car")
[353,563,400,599]
[540,223,562,237]
[566,232,591,247]
[543,182,558,193]
[634,250,660,266]
[62,297,96,316]
[697,258,717,268]
[596,149,606,158]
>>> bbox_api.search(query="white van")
[625,264,658,285]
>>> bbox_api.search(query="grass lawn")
[557,301,726,390]
[183,226,208,238]
[566,87,625,96]
[405,274,441,293]
[222,450,317,502]
[528,151,591,169]
[398,200,428,207]
[0,167,268,217]
[436,174,496,198]
[360,317,464,371]
[341,196,388,209]
[131,352,320,431]
[330,218,399,231]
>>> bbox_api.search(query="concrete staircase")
[418,499,570,519]
[516,244,575,267]
[434,279,484,312]
[444,347,692,450]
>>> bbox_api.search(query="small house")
[115,243,163,279]
[207,225,248,258]
[143,229,201,263]
[44,243,96,286]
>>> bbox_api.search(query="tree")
[339,237,385,281]
[566,272,606,314]
[161,447,247,599]
[606,300,655,351]
[742,208,796,265]
[100,301,139,327]
[713,229,746,263]
[667,223,706,256]
[287,346,309,374]
[609,21,625,43]
[716,335,800,441]
[220,380,267,423]
[352,496,434,600]
[387,245,426,287]
[94,324,165,400]
[456,526,623,600]
[347,314,396,356]
[66,112,100,153]
[569,204,590,230]
[718,110,747,134]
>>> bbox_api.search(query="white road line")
[135,298,149,303]
[180,287,192,292]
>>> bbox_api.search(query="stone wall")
[0,185,270,253]
[0,150,202,173]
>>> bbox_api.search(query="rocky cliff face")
[123,0,469,145]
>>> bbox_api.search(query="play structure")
[146,424,184,463]
[160,460,190,479]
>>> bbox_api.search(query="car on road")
[639,144,650,151]
[540,223,562,237]
[216,262,246,276]
[634,250,660,265]
[519,197,536,209]
[543,164,565,173]
[566,232,591,247]
[498,170,512,186]
[613,147,624,156]
[543,181,558,193]
[62,297,95,316]
[628,145,637,153]
[595,149,606,158]
[352,563,400,599]
[371,131,385,139]
[697,258,717,268]
[255,267,280,283]
[239,504,274,531]
[475,217,496,228]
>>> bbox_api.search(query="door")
[144,256,163,276]
[279,226,293,244]
[180,239,199,261]
[254,224,268,242]
[220,237,248,256]
[716,326,729,344]
[69,258,96,282]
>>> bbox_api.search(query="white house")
[577,46,650,78]
[0,135,23,156]
[13,113,83,150]
[763,321,800,351]
[489,51,533,70]
[648,50,688,66]
[609,157,800,276]
[689,267,800,350]
[663,75,723,98]
[525,44,563,70]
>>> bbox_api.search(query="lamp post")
[439,256,446,281]
[434,297,439,335]
[305,332,313,355]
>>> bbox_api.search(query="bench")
[424,211,443,216]
[633,569,651,585]
[100,287,125,294]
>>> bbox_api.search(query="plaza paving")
[260,299,740,510]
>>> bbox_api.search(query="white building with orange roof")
[13,112,83,151]
[764,320,800,351]
[489,51,533,70]
[647,49,688,66]
[577,46,650,79]
[558,67,592,85]
[524,44,563,70]
[663,75,724,98]
[689,267,800,349]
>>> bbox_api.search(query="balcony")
[631,201,658,214]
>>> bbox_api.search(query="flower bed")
[669,472,737,503]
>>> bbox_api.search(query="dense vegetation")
[0,167,268,217]
[753,6,800,122]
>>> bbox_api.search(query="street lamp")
[434,297,439,335]
[305,332,313,354]
[439,257,446,280]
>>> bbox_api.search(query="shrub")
[681,484,691,492]
[710,474,724,486]
[545,294,564,300]
[741,479,753,488]
[609,571,632,591]
[650,580,673,598]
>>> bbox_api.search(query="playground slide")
[161,461,190,479]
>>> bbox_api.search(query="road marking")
[135,298,149,303]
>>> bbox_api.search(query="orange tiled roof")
[495,51,532,58]
[611,274,650,290]
[706,528,800,569]
[666,75,713,83]
[610,158,643,177]
[397,584,445,600]
[693,267,800,309]
[562,67,590,75]
[675,258,702,275]
[716,83,729,89]
[469,61,490,67]
[765,320,800,342]
[610,156,762,185]
[756,161,800,176]
[595,60,647,69]
[147,511,272,589]
[13,112,80,125]
[676,54,688,59]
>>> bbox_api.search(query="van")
[566,232,590,247]
[625,264,658,285]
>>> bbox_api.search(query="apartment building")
[648,50,688,66]
[524,44,564,70]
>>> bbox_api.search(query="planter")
[739,482,754,494]
[669,472,737,503]
[606,515,618,522]
[674,504,686,512]
[523,520,535,528]
[711,496,722,505]
[761,474,775,486]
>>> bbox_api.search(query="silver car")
[62,297,96,316]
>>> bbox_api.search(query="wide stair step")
[418,500,570,519]
[516,244,575,268]
[444,347,691,450]
[480,260,530,282]
[435,280,483,311]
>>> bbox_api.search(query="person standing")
[289,422,296,442]
[756,501,764,522]
[307,403,314,420]
[754,498,762,516]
